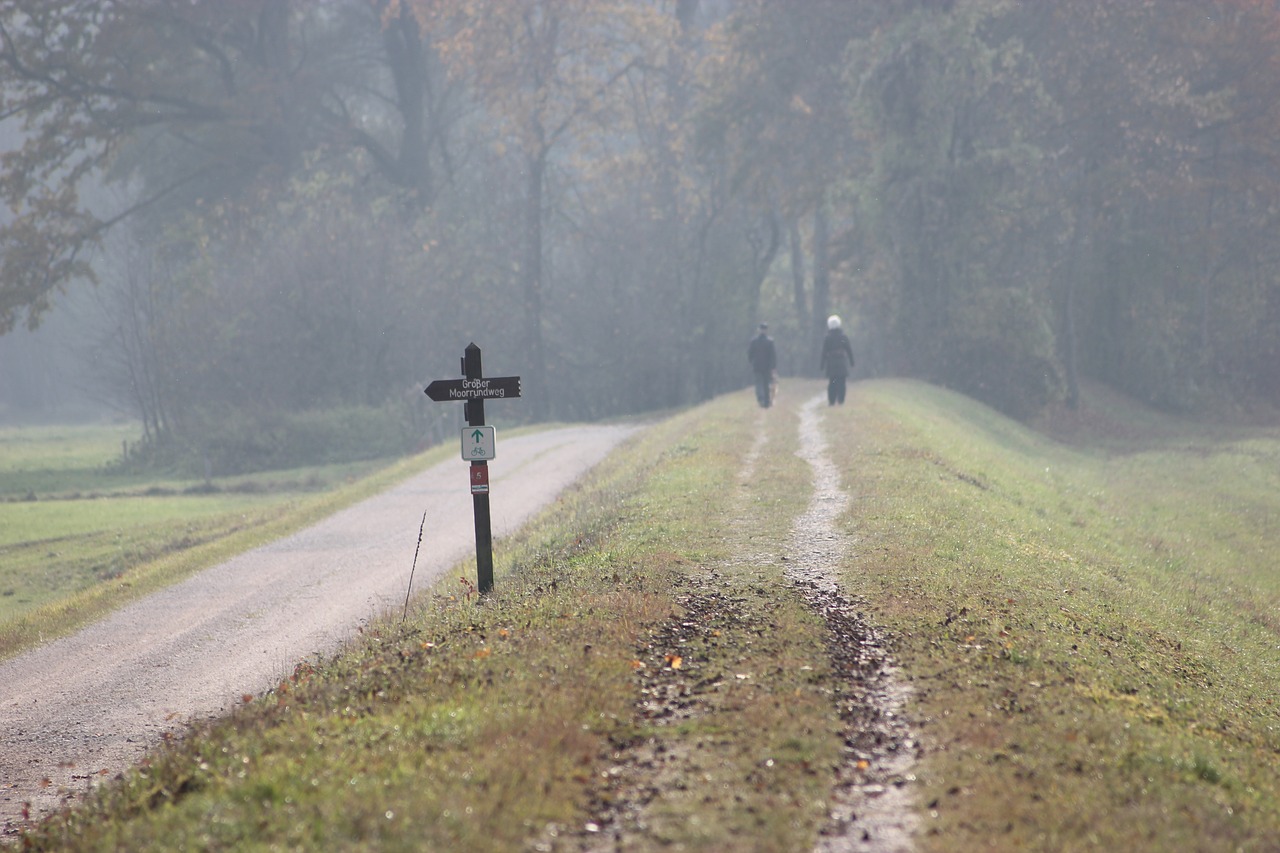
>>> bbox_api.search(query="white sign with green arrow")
[461,425,497,461]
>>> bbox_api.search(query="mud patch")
[564,399,919,852]
[793,578,919,851]
[789,395,920,852]
[564,576,760,851]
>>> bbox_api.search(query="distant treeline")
[0,0,1276,469]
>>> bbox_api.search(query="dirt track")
[568,394,918,853]
[0,424,637,833]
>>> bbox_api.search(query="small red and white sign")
[470,462,490,494]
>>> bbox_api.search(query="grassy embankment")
[0,422,452,660]
[835,380,1280,851]
[18,380,1280,851]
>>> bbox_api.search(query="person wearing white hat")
[820,314,855,405]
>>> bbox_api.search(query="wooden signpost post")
[424,343,521,594]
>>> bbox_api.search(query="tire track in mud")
[790,395,919,852]
[568,396,918,852]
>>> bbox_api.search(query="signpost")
[425,343,521,594]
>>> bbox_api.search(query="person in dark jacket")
[747,322,777,408]
[820,314,855,406]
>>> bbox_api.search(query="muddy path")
[0,424,637,835]
[788,395,919,852]
[574,394,920,852]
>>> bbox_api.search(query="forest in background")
[1,0,1278,472]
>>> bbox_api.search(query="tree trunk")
[1062,162,1101,411]
[383,2,434,205]
[255,0,302,176]
[524,147,548,420]
[661,0,699,407]
[1198,134,1222,360]
[748,211,781,327]
[811,199,831,374]
[789,217,807,328]
[1062,261,1080,410]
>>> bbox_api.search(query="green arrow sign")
[461,425,496,461]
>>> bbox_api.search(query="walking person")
[820,314,855,406]
[748,322,777,408]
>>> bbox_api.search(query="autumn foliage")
[2,0,1280,457]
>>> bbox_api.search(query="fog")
[1,1,1277,470]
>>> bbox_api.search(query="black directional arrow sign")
[424,376,521,402]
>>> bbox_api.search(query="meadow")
[0,422,445,658]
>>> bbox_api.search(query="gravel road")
[0,424,637,833]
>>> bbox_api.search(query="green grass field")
[15,382,1280,851]
[0,423,447,658]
